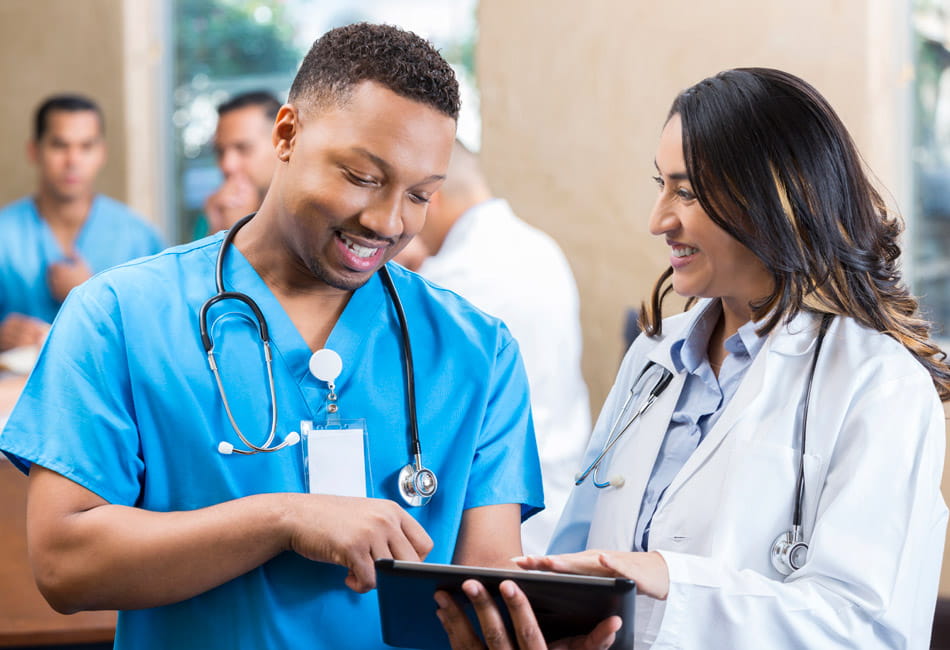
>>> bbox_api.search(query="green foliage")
[174,0,301,86]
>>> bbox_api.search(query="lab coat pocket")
[715,439,822,579]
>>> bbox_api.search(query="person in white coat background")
[395,140,591,556]
[435,67,950,650]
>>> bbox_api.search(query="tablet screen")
[375,559,636,649]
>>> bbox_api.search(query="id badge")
[301,419,373,498]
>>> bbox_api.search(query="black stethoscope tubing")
[793,312,832,530]
[200,214,270,351]
[377,264,423,464]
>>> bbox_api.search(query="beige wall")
[0,0,130,209]
[0,0,167,228]
[478,0,909,414]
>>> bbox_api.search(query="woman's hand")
[515,550,670,600]
[435,579,622,650]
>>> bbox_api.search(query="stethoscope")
[198,213,438,507]
[574,362,673,489]
[574,312,833,576]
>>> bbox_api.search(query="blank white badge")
[303,421,367,498]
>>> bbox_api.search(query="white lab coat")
[550,301,947,649]
[417,198,591,555]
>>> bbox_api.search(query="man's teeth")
[672,246,699,258]
[341,234,379,258]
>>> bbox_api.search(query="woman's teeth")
[672,246,699,258]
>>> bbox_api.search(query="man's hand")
[285,495,433,593]
[205,175,260,233]
[0,313,50,351]
[47,256,92,303]
[436,579,622,650]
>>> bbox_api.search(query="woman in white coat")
[436,68,950,649]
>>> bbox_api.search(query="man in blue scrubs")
[0,23,543,649]
[0,94,164,352]
[197,91,281,238]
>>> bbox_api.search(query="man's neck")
[35,191,94,229]
[234,210,354,351]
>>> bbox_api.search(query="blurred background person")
[0,94,164,355]
[396,140,591,555]
[198,91,281,237]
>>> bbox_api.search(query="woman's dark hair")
[640,67,950,399]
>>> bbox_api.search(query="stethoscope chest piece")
[771,527,808,576]
[398,462,438,507]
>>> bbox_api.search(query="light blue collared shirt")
[634,302,765,551]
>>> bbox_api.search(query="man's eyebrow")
[352,147,391,172]
[352,147,445,183]
[653,159,689,181]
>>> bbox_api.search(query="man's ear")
[272,104,298,162]
[26,139,37,164]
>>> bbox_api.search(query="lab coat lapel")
[660,351,767,504]
[658,311,819,505]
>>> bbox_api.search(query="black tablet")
[375,559,636,650]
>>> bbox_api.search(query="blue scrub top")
[0,233,543,649]
[0,195,165,323]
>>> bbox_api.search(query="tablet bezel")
[375,558,636,650]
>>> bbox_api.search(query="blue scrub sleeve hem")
[2,449,30,475]
[521,503,543,522]
[462,494,543,523]
[0,441,125,506]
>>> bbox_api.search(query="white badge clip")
[301,349,371,497]
[309,348,343,420]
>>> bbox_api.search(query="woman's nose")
[648,196,677,237]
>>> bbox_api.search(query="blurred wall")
[0,0,128,207]
[477,0,910,417]
[0,0,165,228]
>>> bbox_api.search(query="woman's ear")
[272,104,298,163]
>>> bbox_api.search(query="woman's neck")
[706,298,753,377]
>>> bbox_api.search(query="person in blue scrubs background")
[195,90,281,239]
[0,94,164,352]
[0,23,543,650]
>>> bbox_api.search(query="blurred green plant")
[174,0,301,86]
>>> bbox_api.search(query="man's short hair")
[217,91,282,121]
[289,22,460,120]
[34,94,104,141]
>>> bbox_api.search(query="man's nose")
[359,193,403,239]
[219,150,242,177]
